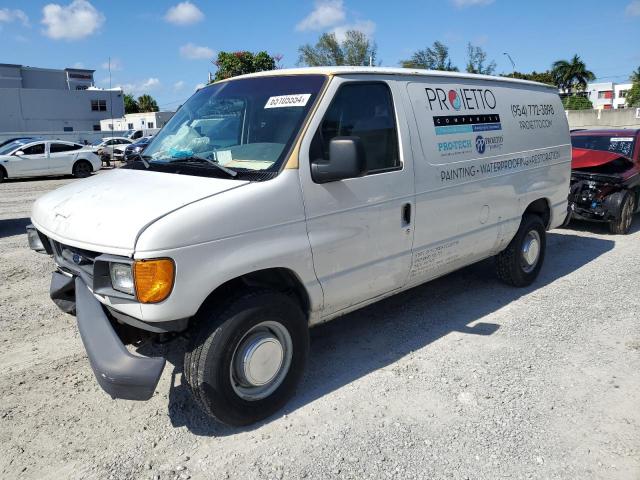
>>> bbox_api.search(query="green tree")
[137,94,159,113]
[502,70,556,86]
[465,43,496,75]
[213,51,277,82]
[627,66,640,107]
[401,41,458,71]
[562,95,593,110]
[298,30,377,67]
[551,54,595,94]
[123,94,139,114]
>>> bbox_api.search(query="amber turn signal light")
[133,258,175,304]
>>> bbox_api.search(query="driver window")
[22,144,45,155]
[310,82,400,173]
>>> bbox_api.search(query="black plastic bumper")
[75,277,166,401]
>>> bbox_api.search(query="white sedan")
[0,139,101,182]
[92,137,133,160]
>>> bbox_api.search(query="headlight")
[110,263,134,295]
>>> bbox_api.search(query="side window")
[22,143,45,155]
[311,82,400,173]
[50,143,82,153]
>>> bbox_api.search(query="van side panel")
[404,78,570,285]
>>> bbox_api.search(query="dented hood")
[572,147,633,170]
[31,169,248,255]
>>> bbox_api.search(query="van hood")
[31,169,248,255]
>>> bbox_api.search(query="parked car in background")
[123,136,153,163]
[28,67,571,426]
[122,129,145,140]
[0,136,42,148]
[0,140,101,182]
[567,129,640,234]
[92,137,133,164]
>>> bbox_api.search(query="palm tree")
[137,94,159,113]
[551,55,595,94]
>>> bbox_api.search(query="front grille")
[50,239,99,280]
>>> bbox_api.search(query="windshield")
[0,140,28,155]
[143,75,326,176]
[571,135,636,158]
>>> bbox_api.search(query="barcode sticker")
[611,137,634,142]
[264,94,311,109]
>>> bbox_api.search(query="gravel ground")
[1,174,639,480]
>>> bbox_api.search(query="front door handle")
[402,203,411,226]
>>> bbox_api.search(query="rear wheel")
[184,290,308,426]
[72,160,92,178]
[0,167,6,183]
[608,190,635,235]
[496,214,546,287]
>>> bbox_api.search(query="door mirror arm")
[311,136,367,184]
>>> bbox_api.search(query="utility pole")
[503,52,516,74]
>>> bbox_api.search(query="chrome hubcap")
[521,230,541,273]
[231,321,292,401]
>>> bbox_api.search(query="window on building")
[108,123,113,130]
[50,143,83,153]
[63,127,73,132]
[598,91,613,99]
[93,124,100,131]
[147,122,154,129]
[128,123,134,129]
[76,85,88,90]
[91,99,107,111]
[619,90,628,98]
[22,143,45,155]
[310,82,400,173]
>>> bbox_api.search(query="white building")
[583,81,633,110]
[0,63,124,132]
[100,111,174,132]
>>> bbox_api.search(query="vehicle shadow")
[0,217,30,239]
[162,231,615,437]
[565,214,640,235]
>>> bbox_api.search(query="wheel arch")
[195,267,311,324]
[524,198,551,229]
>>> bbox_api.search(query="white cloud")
[100,58,123,71]
[173,80,186,91]
[296,0,345,31]
[164,1,204,25]
[331,19,376,42]
[72,61,85,68]
[41,0,104,40]
[626,1,640,16]
[0,8,29,25]
[118,78,161,95]
[180,42,214,60]
[450,0,494,7]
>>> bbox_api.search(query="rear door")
[49,142,82,173]
[299,77,415,316]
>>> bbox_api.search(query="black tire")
[0,167,6,183]
[608,190,635,235]
[184,289,309,426]
[495,214,546,287]
[72,160,93,178]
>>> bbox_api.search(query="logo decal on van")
[448,90,461,110]
[433,114,502,136]
[475,136,486,154]
[476,134,504,154]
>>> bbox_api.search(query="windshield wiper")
[159,155,238,177]
[131,153,151,168]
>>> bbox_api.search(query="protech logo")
[438,139,472,152]
[426,87,497,111]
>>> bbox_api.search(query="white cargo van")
[28,67,571,426]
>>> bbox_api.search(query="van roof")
[220,66,557,90]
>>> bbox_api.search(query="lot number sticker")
[265,94,311,109]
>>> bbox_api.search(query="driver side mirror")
[311,137,367,184]
[14,150,24,156]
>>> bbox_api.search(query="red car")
[567,129,640,234]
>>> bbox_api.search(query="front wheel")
[608,190,636,235]
[495,214,546,287]
[184,290,309,426]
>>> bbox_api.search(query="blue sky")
[1,0,638,110]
